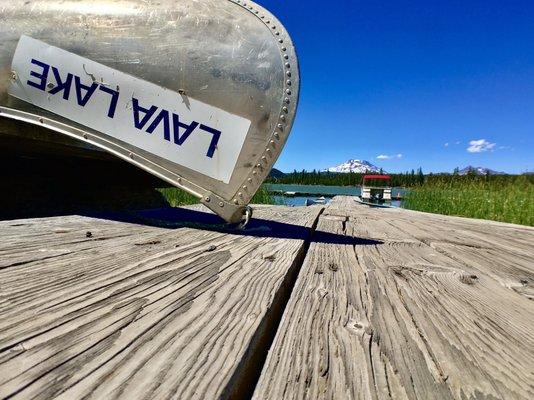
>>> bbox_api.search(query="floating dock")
[1,196,533,399]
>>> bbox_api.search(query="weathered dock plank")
[253,196,534,400]
[3,196,533,399]
[0,205,322,399]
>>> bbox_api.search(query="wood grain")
[253,196,534,400]
[0,205,322,399]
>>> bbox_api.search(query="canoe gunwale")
[0,0,300,224]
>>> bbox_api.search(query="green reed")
[157,186,276,207]
[403,175,533,226]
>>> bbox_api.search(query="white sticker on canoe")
[9,35,251,183]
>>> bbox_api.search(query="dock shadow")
[94,207,382,246]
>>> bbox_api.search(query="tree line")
[266,168,532,188]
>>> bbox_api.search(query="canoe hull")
[0,0,299,222]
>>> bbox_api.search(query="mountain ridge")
[325,159,382,173]
[457,166,505,175]
[270,163,509,176]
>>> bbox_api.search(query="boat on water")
[305,196,327,206]
[358,174,393,205]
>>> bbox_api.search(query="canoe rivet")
[266,20,270,24]
[205,196,211,202]
[129,152,134,158]
[255,10,258,14]
[286,71,292,77]
[38,117,44,123]
[248,178,253,182]
[243,185,248,190]
[279,39,283,43]
[83,134,88,139]
[277,123,283,129]
[285,62,290,68]
[261,15,264,19]
[266,148,272,153]
[281,47,287,51]
[177,177,182,182]
[238,192,243,197]
[283,54,289,59]
[286,80,292,86]
[280,114,286,121]
[274,132,280,139]
[272,25,276,30]
[270,140,275,145]
[11,71,18,81]
[275,31,280,36]
[284,97,290,103]
[282,106,288,113]
[256,163,262,168]
[286,89,291,95]
[253,170,257,175]
[219,201,224,207]
[261,156,267,161]
[234,199,239,204]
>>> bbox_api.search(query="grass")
[250,186,279,204]
[403,175,534,226]
[157,187,199,207]
[157,176,534,226]
[157,186,277,207]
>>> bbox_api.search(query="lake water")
[264,183,406,207]
[273,195,402,208]
[264,183,407,197]
[266,184,407,208]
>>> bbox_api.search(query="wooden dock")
[1,196,533,399]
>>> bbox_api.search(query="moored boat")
[305,196,327,206]
[360,174,392,204]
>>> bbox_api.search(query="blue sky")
[256,0,534,174]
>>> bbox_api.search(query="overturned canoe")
[0,0,299,223]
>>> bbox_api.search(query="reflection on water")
[390,200,402,208]
[265,183,407,198]
[273,196,331,207]
[273,195,403,208]
[268,184,406,208]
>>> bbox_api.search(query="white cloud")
[467,139,496,153]
[444,142,449,147]
[377,154,402,160]
[455,141,461,145]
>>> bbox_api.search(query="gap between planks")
[0,204,324,400]
[253,196,534,400]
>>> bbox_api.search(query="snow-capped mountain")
[458,166,504,175]
[326,159,382,173]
